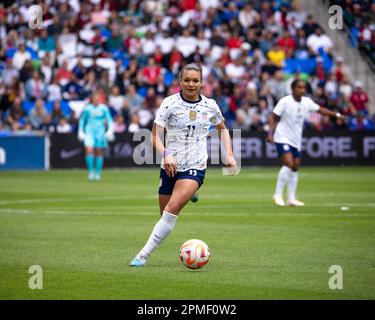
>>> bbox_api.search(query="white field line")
[1,192,375,206]
[0,195,375,208]
[202,192,375,197]
[0,208,374,218]
[0,208,154,216]
[0,195,158,205]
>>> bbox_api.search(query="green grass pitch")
[0,167,374,300]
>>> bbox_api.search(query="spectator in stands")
[259,29,273,56]
[239,3,260,29]
[302,14,319,38]
[72,56,87,80]
[38,29,56,65]
[91,4,108,27]
[324,73,339,98]
[294,28,309,59]
[143,57,161,86]
[108,85,125,114]
[62,73,85,101]
[113,114,126,134]
[1,0,372,135]
[40,54,53,84]
[339,75,353,101]
[176,29,198,59]
[28,99,49,130]
[348,111,375,131]
[306,27,333,56]
[56,116,72,133]
[5,97,27,131]
[314,86,329,109]
[55,60,72,86]
[128,113,140,133]
[286,1,306,29]
[25,71,46,101]
[50,100,64,127]
[349,81,369,115]
[234,103,251,131]
[124,84,144,115]
[277,30,296,58]
[154,74,168,96]
[267,43,286,68]
[46,76,62,101]
[106,23,124,53]
[2,58,19,86]
[332,56,351,83]
[225,57,246,84]
[141,30,157,57]
[268,70,287,101]
[12,43,31,70]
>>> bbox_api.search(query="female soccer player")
[267,79,344,207]
[130,63,237,267]
[78,93,114,181]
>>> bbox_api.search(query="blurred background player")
[78,93,114,181]
[267,79,345,207]
[130,63,237,267]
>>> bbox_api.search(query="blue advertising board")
[0,134,49,170]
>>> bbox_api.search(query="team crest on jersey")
[189,110,197,121]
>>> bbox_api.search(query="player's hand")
[336,113,348,122]
[105,130,114,142]
[78,130,85,142]
[225,155,237,176]
[164,155,177,177]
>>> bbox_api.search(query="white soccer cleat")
[272,195,285,207]
[288,199,305,207]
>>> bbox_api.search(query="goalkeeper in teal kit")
[78,93,114,181]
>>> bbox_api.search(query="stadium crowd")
[326,0,375,66]
[0,0,374,135]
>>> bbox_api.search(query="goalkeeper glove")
[78,130,85,142]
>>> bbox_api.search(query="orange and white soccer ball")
[179,239,211,269]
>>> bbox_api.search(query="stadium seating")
[0,0,374,133]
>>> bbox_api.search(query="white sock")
[138,211,177,259]
[275,166,292,197]
[287,170,299,201]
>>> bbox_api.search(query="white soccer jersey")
[273,95,320,150]
[154,93,224,171]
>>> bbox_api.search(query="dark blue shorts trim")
[275,143,301,158]
[158,168,206,195]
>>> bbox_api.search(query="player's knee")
[164,201,182,215]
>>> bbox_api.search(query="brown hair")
[179,63,203,81]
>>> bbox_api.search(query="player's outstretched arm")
[318,107,346,120]
[151,123,177,177]
[215,121,237,176]
[267,112,280,144]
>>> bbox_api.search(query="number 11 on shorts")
[189,170,197,176]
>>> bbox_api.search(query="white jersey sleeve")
[209,100,225,125]
[306,97,320,113]
[273,96,287,117]
[154,97,171,128]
